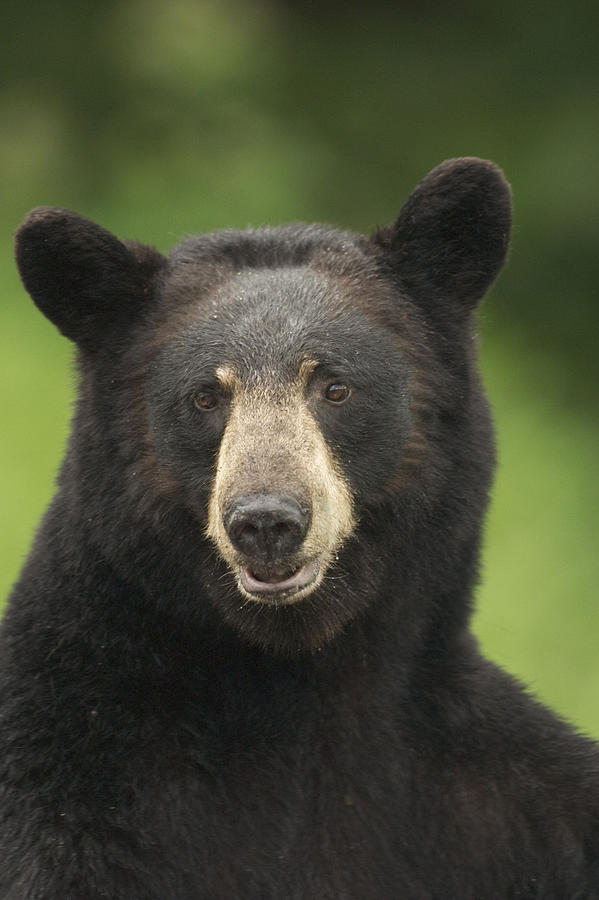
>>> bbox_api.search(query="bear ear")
[15,207,167,351]
[372,158,512,317]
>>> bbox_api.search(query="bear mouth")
[238,558,322,604]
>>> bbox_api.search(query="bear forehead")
[157,263,407,380]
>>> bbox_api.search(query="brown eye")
[325,383,350,404]
[193,391,218,411]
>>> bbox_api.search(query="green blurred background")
[1,1,597,733]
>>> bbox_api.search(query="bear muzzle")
[206,375,356,604]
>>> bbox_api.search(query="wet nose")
[224,494,311,563]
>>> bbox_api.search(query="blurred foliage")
[1,0,597,734]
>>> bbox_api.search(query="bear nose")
[224,494,311,563]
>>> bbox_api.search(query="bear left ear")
[15,207,167,352]
[372,157,512,316]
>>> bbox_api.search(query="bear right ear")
[372,158,512,320]
[15,207,167,351]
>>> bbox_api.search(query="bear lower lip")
[239,559,321,597]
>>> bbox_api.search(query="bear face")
[14,158,511,654]
[144,258,416,649]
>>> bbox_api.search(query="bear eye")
[324,383,351,404]
[193,391,219,411]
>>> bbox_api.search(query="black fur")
[2,159,598,898]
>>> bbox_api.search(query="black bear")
[1,158,598,899]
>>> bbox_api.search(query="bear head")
[15,158,511,654]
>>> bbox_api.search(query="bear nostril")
[224,494,311,563]
[229,520,259,550]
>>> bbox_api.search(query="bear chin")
[205,552,372,655]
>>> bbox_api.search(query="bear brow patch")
[298,358,319,384]
[215,365,241,394]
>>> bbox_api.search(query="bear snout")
[224,493,311,567]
